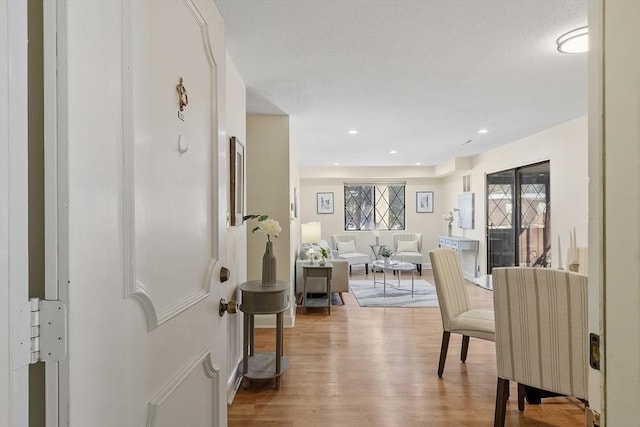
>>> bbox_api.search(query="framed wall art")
[416,191,434,213]
[317,192,334,214]
[230,136,245,226]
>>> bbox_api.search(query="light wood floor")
[228,269,586,427]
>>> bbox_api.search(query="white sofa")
[295,249,349,304]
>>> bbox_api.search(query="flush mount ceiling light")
[348,129,358,135]
[478,129,488,134]
[556,26,588,54]
[389,150,397,154]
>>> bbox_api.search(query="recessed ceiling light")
[478,129,489,134]
[389,150,397,154]
[415,162,422,166]
[556,26,588,54]
[333,162,339,166]
[348,130,358,135]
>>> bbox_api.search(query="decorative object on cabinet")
[230,136,245,226]
[416,191,434,213]
[442,209,458,237]
[317,192,334,214]
[456,192,474,229]
[243,214,282,286]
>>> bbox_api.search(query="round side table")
[238,280,289,389]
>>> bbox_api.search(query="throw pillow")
[337,240,356,254]
[397,240,419,253]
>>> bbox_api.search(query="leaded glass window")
[344,184,405,230]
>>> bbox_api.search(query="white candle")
[557,235,563,269]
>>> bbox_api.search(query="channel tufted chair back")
[492,267,588,427]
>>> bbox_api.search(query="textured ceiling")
[214,0,587,167]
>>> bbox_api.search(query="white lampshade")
[301,222,322,244]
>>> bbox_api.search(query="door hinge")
[28,298,67,364]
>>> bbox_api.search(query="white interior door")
[1,1,29,425]
[52,1,229,425]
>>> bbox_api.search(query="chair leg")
[349,265,352,275]
[417,264,422,275]
[437,331,451,377]
[365,263,368,275]
[461,335,470,362]
[339,292,345,305]
[517,383,525,411]
[494,378,509,427]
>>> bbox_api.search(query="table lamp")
[301,222,322,263]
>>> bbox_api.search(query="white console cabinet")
[437,236,480,279]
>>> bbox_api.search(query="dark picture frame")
[317,192,334,214]
[230,136,245,226]
[416,191,434,213]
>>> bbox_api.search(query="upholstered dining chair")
[429,248,495,377]
[392,233,424,275]
[330,234,369,275]
[492,267,588,427]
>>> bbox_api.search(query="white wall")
[441,116,588,275]
[224,52,245,403]
[246,114,296,326]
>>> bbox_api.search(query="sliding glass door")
[486,162,550,273]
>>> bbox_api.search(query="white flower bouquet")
[243,214,282,242]
[442,208,458,225]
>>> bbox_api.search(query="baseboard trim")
[226,363,243,405]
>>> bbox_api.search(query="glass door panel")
[487,170,515,272]
[518,163,550,267]
[486,161,550,273]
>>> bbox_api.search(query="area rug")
[349,279,439,308]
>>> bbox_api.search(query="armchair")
[392,233,424,275]
[492,267,588,427]
[330,234,369,275]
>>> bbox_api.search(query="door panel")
[61,1,228,425]
[125,0,216,329]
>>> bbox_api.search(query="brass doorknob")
[220,266,230,283]
[219,298,238,317]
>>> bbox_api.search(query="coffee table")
[371,260,415,297]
